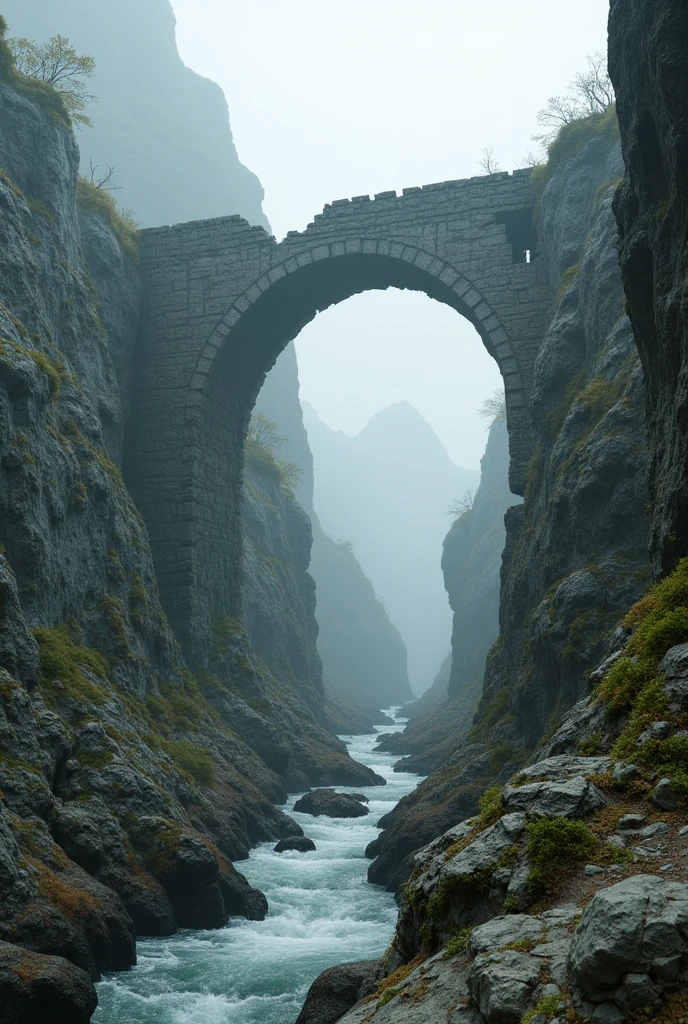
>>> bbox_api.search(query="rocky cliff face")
[375,417,513,776]
[0,32,380,999]
[367,114,652,892]
[304,401,479,693]
[488,118,651,749]
[609,0,688,578]
[368,418,515,888]
[1,0,268,230]
[254,345,414,726]
[310,522,411,731]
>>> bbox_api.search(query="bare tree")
[477,147,502,175]
[573,53,615,114]
[536,52,615,139]
[8,32,95,127]
[88,159,121,192]
[479,389,507,426]
[447,488,477,519]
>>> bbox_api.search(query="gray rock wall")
[253,344,413,725]
[609,0,688,576]
[487,125,651,748]
[366,120,653,892]
[0,50,383,987]
[1,0,268,230]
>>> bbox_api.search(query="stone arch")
[184,240,525,430]
[176,241,529,664]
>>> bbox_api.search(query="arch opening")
[179,247,526,667]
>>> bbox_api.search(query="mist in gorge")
[3,1,688,1024]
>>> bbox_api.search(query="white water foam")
[94,709,422,1024]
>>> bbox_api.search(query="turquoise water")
[94,708,422,1024]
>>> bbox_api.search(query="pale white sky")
[170,0,609,467]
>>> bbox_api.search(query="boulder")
[129,816,226,929]
[274,836,316,853]
[0,941,97,1024]
[637,722,672,745]
[569,874,688,996]
[295,959,378,1024]
[503,775,607,819]
[519,755,612,783]
[293,790,369,818]
[218,863,268,922]
[468,948,541,1024]
[659,644,688,711]
[652,778,679,811]
[350,793,370,803]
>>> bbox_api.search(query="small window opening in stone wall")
[495,207,538,264]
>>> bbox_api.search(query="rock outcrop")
[375,416,514,776]
[0,14,380,997]
[255,344,414,730]
[0,941,97,1024]
[295,959,378,1024]
[367,99,652,893]
[293,790,374,818]
[274,836,316,853]
[1,0,269,230]
[609,0,688,577]
[312,675,688,1022]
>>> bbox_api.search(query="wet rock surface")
[293,790,371,818]
[610,0,688,575]
[294,959,378,1024]
[273,835,317,853]
[0,940,98,1024]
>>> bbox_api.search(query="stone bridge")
[128,169,552,665]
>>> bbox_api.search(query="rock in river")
[293,790,370,818]
[274,836,317,853]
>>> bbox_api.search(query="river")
[93,707,422,1024]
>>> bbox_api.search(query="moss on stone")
[442,926,473,959]
[0,336,62,399]
[33,624,108,706]
[469,686,513,742]
[159,738,214,785]
[478,784,504,827]
[76,177,139,265]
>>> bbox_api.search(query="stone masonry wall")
[129,172,551,666]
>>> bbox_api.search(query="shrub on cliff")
[7,29,95,128]
[76,177,139,265]
[596,558,688,799]
[245,412,302,494]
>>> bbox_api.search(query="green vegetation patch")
[76,177,139,266]
[377,986,399,1007]
[33,624,109,706]
[594,558,688,798]
[0,336,62,400]
[469,685,513,742]
[159,738,214,786]
[442,926,473,959]
[478,784,504,827]
[521,994,567,1023]
[525,817,596,893]
[531,104,619,210]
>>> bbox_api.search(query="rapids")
[93,708,422,1024]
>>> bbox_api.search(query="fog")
[170,0,609,466]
